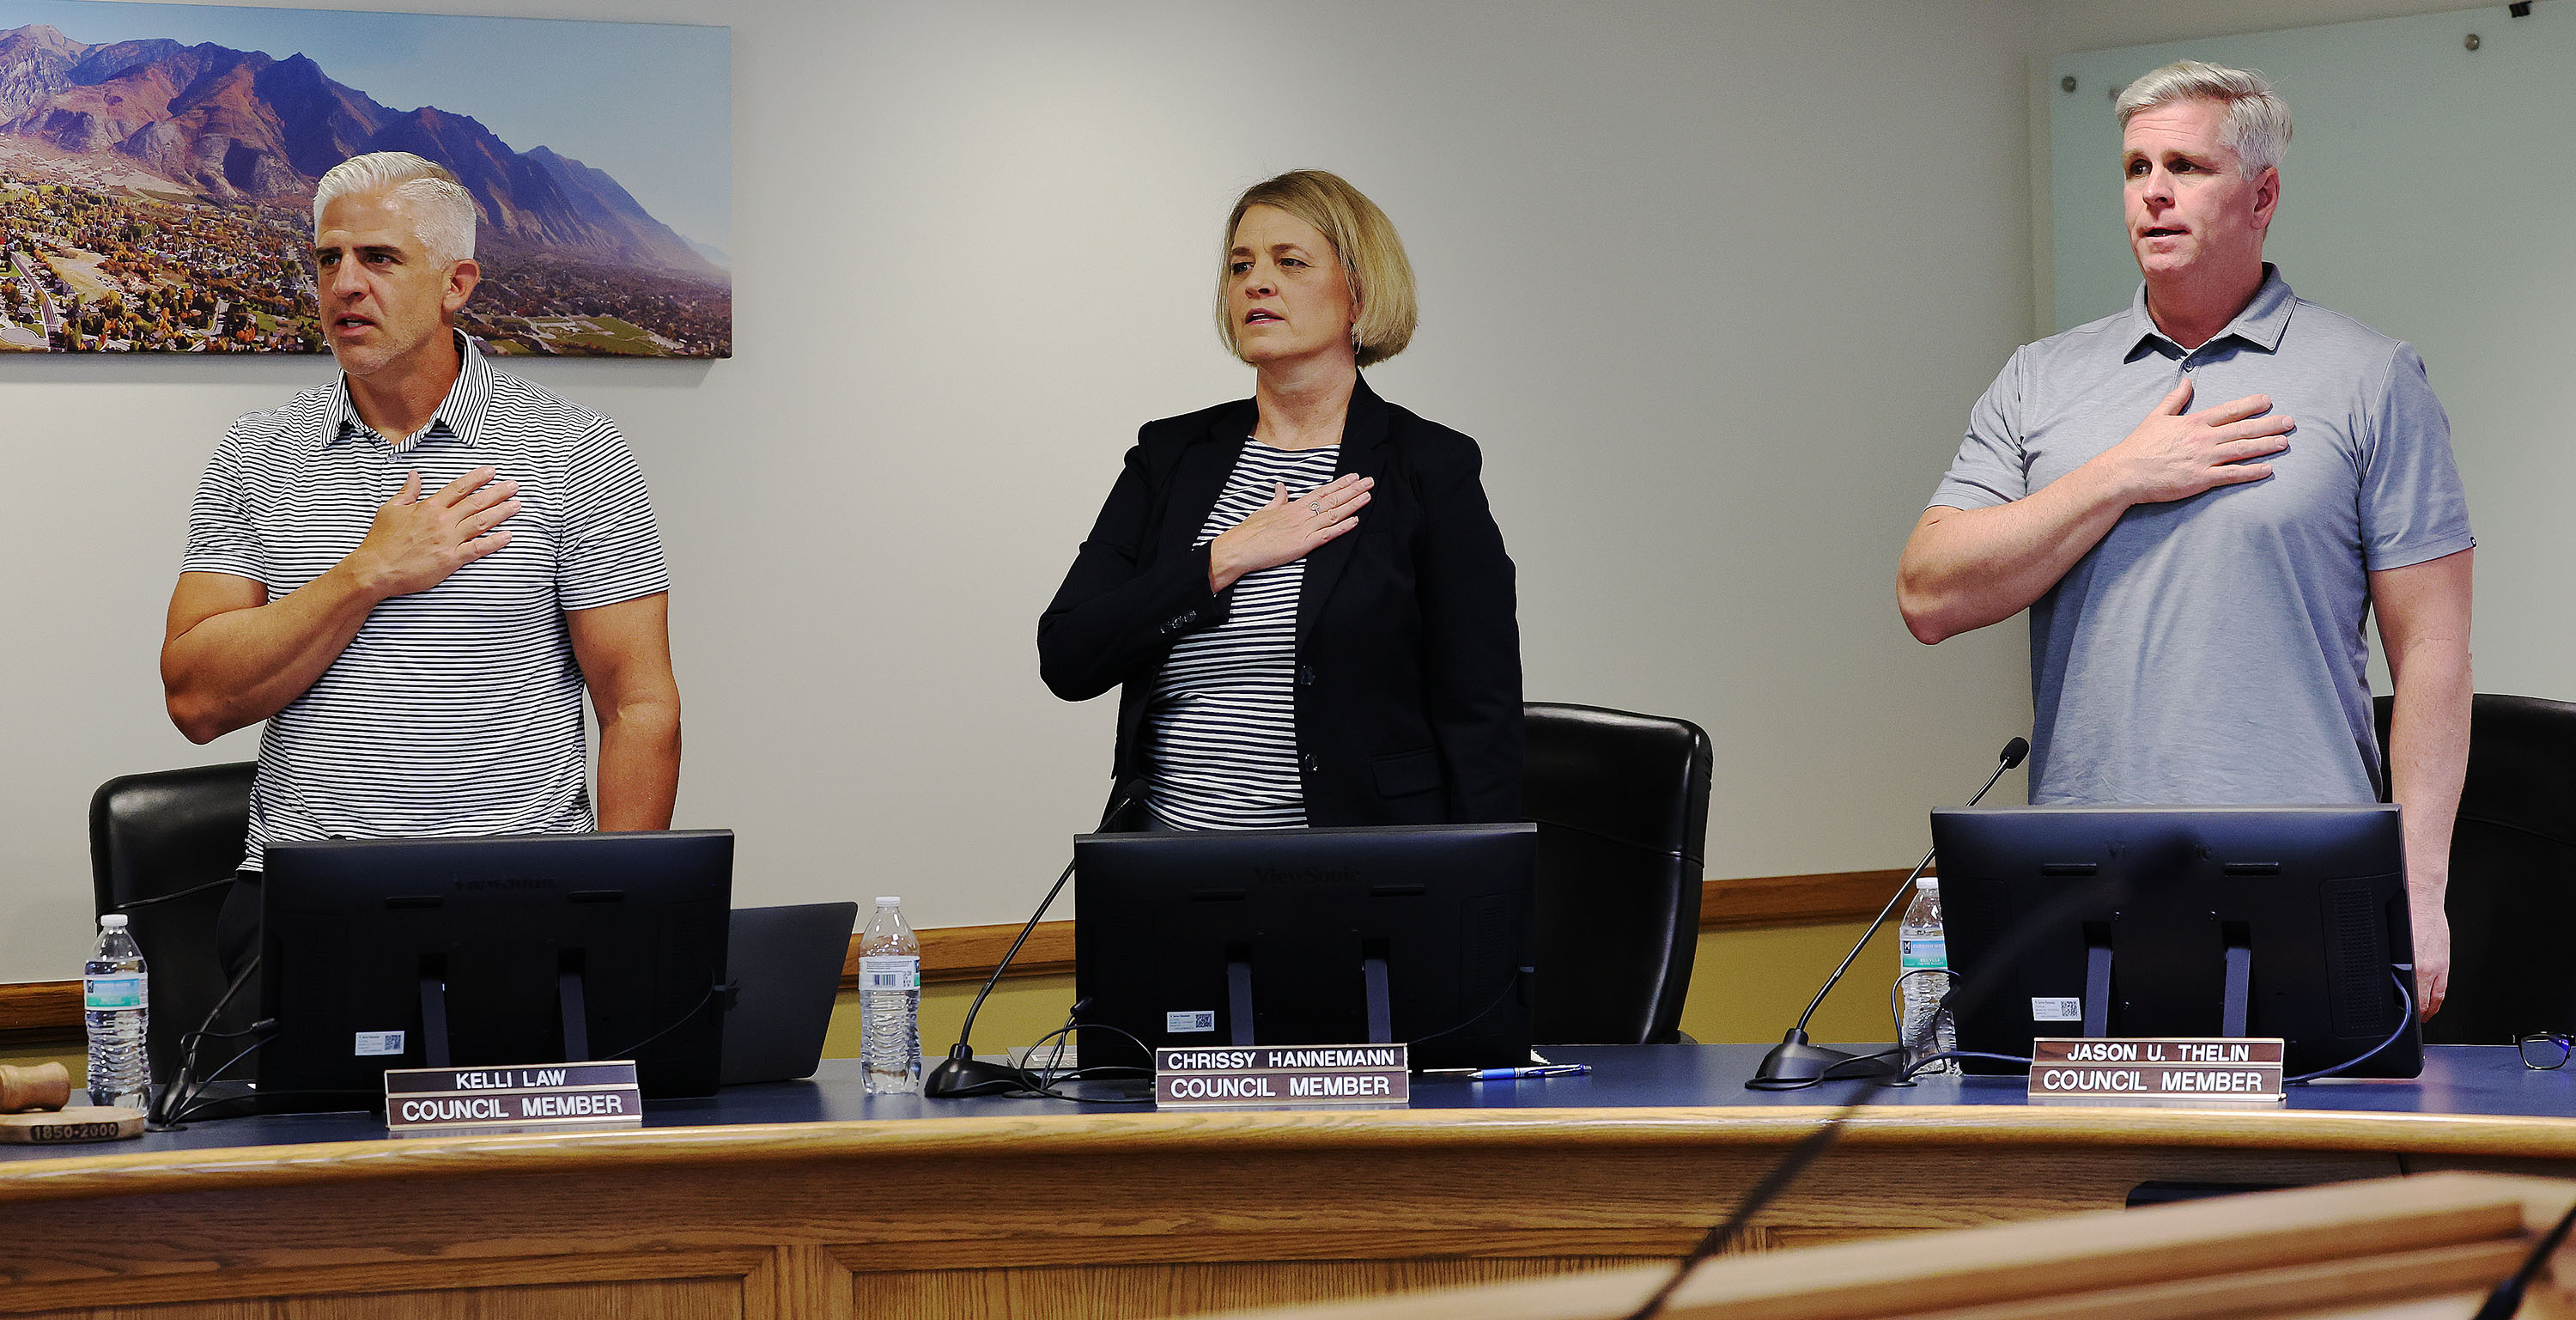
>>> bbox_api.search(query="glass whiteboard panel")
[2050,7,2575,698]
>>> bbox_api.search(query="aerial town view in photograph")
[0,1,729,356]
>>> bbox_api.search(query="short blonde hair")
[1216,170,1417,368]
[2116,60,2290,179]
[313,151,477,266]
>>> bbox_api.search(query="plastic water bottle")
[84,914,149,1110]
[1898,877,1958,1076]
[859,897,922,1095]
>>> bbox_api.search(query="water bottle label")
[1899,936,1947,970]
[860,955,919,991]
[83,974,146,1011]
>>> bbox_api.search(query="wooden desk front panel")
[0,1111,2458,1319]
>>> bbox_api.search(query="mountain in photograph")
[0,22,717,280]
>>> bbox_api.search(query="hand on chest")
[2029,363,2363,551]
[262,445,556,592]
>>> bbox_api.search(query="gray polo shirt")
[1930,265,2472,806]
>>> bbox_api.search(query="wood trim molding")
[1698,867,1912,931]
[0,980,82,1046]
[3,868,1897,1037]
[846,866,1898,991]
[844,921,1077,991]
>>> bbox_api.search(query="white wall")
[0,0,2044,983]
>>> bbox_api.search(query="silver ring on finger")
[1308,501,1320,511]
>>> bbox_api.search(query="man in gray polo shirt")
[1898,62,2473,1017]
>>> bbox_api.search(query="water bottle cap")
[1916,877,1938,891]
[875,897,902,906]
[100,914,128,928]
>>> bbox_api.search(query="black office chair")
[88,762,258,1086]
[1523,702,1713,1045]
[2372,694,2576,1045]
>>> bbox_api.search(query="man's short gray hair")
[2115,60,2291,178]
[313,152,477,266]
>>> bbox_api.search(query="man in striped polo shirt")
[160,152,681,976]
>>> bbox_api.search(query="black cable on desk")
[167,1088,373,1126]
[2286,970,2415,1085]
[606,979,737,1060]
[1894,1050,2032,1083]
[944,1012,1157,1105]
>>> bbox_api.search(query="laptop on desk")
[721,902,859,1086]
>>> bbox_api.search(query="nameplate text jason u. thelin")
[2028,1037,2285,1105]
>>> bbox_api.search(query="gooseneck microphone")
[2471,1194,2576,1320]
[1630,836,2139,1320]
[1746,735,2028,1090]
[924,779,1143,1098]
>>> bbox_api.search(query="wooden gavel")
[1,1061,72,1113]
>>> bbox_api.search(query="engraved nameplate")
[2029,1037,2285,1104]
[1154,1044,1410,1109]
[385,1061,643,1135]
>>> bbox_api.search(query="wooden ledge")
[6,868,1902,1038]
[7,1104,2576,1207]
[868,867,1906,988]
[1699,867,1911,930]
[1189,1172,2576,1320]
[0,982,82,1047]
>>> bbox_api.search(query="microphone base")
[1747,1033,1896,1089]
[923,1055,1031,1098]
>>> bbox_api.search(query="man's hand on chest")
[2094,377,2294,507]
[343,465,523,601]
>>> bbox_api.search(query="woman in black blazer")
[1039,170,1521,830]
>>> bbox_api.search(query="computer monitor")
[256,830,735,1110]
[1073,823,1538,1071]
[1931,806,2421,1079]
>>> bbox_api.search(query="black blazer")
[1039,376,1522,825]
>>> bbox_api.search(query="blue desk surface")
[9,1043,2575,1165]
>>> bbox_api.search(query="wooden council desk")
[4,1044,2575,1319]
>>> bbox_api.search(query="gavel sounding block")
[1,1107,147,1144]
[0,1061,72,1113]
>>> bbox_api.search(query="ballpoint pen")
[1462,1064,1590,1081]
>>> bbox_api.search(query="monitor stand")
[559,967,592,1061]
[2221,931,2252,1038]
[415,964,597,1068]
[419,970,453,1069]
[1219,955,1400,1049]
[1362,956,1392,1043]
[2080,932,2256,1039]
[2083,940,2112,1037]
[1227,958,1255,1047]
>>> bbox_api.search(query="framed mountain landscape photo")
[0,0,728,356]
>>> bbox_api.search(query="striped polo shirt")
[1145,440,1340,830]
[182,332,668,871]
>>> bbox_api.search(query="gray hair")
[313,152,477,266]
[2115,60,2290,178]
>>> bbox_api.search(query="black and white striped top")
[182,333,668,871]
[1145,440,1341,830]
